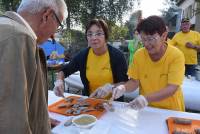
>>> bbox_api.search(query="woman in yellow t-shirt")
[92,16,185,111]
[53,19,128,101]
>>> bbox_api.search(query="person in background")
[171,18,200,77]
[91,16,185,112]
[54,19,128,101]
[128,30,143,65]
[0,0,67,133]
[166,26,172,45]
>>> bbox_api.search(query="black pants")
[185,64,196,76]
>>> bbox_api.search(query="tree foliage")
[2,0,21,11]
[64,0,137,43]
[160,0,178,22]
[64,0,137,30]
[0,0,138,43]
[109,24,129,41]
[1,0,137,29]
[125,10,142,39]
[65,0,83,30]
[77,0,135,29]
[61,29,86,44]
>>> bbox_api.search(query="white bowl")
[72,114,97,129]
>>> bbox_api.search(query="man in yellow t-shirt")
[171,18,200,76]
[91,16,185,111]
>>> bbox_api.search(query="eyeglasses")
[53,12,64,32]
[87,32,105,38]
[141,35,160,45]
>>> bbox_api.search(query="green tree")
[60,29,86,47]
[2,0,21,11]
[79,0,136,29]
[125,10,142,39]
[110,24,129,41]
[0,0,4,12]
[64,0,139,44]
[1,0,138,31]
[161,0,177,17]
[65,0,84,30]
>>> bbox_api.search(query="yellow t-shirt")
[86,48,113,94]
[170,30,200,64]
[128,45,185,111]
[167,38,172,45]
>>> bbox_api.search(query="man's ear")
[161,31,168,41]
[42,8,53,23]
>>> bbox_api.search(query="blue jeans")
[185,64,196,76]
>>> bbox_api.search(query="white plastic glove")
[128,95,148,110]
[111,85,126,100]
[53,79,64,97]
[89,83,114,98]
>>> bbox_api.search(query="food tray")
[48,96,106,118]
[166,117,200,134]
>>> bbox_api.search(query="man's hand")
[89,83,114,98]
[185,42,195,49]
[128,95,148,110]
[49,118,60,128]
[53,79,64,97]
[111,85,126,100]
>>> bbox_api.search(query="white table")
[48,91,200,134]
[64,74,200,111]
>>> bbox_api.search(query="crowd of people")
[0,0,200,133]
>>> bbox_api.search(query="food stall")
[48,91,200,134]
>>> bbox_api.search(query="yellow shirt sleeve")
[127,49,141,80]
[168,47,185,85]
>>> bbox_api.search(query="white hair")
[17,0,68,19]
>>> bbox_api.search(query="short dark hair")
[85,19,109,41]
[136,15,166,36]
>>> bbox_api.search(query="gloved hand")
[89,83,114,98]
[53,79,64,97]
[111,85,126,100]
[128,95,148,110]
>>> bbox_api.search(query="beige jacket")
[0,11,50,134]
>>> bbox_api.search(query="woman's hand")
[53,79,64,97]
[111,85,126,100]
[89,83,114,98]
[128,95,148,110]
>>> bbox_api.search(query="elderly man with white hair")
[0,0,67,134]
